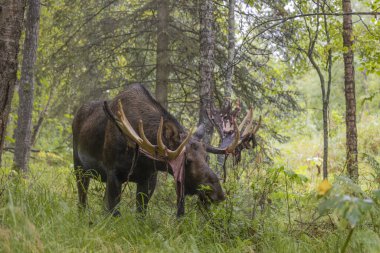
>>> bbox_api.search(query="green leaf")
[346,206,361,227]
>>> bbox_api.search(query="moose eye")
[185,158,193,165]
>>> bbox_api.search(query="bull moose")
[72,84,260,216]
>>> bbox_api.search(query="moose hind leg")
[73,145,91,210]
[75,168,90,210]
[74,158,91,210]
[136,173,157,213]
[104,170,122,216]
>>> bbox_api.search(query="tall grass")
[1,148,380,253]
[1,111,380,252]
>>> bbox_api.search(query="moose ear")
[193,124,205,141]
[163,121,180,141]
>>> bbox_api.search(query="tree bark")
[342,0,358,181]
[308,52,330,180]
[155,0,169,109]
[198,0,215,144]
[225,0,235,100]
[0,0,26,165]
[13,0,40,172]
[217,0,236,174]
[322,6,332,180]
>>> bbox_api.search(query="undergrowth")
[1,148,380,253]
[1,112,380,253]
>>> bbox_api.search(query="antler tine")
[226,119,240,153]
[238,108,253,132]
[242,117,254,137]
[252,116,262,135]
[115,102,193,160]
[138,120,156,154]
[157,117,166,151]
[167,127,194,159]
[116,101,163,158]
[116,100,143,145]
[157,117,194,160]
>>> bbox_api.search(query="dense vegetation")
[1,0,380,252]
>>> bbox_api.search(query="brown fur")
[72,84,225,216]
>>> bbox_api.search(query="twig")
[50,0,119,59]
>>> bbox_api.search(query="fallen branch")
[4,146,41,153]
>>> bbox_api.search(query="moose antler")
[204,118,241,154]
[107,100,193,160]
[238,108,261,144]
[206,103,261,155]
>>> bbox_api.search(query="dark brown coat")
[72,84,225,216]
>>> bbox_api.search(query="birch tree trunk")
[198,0,215,144]
[14,0,41,172]
[342,0,358,181]
[303,2,332,180]
[0,0,26,165]
[155,0,169,109]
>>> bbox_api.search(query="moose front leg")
[177,196,185,217]
[104,170,122,216]
[136,173,157,213]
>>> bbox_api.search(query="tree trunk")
[217,0,236,173]
[0,0,26,165]
[322,8,332,180]
[322,101,329,179]
[155,0,169,109]
[304,3,332,180]
[198,0,215,144]
[342,0,358,181]
[13,0,40,172]
[309,53,330,180]
[225,0,235,100]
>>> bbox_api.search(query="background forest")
[0,0,380,252]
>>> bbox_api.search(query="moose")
[72,84,260,216]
